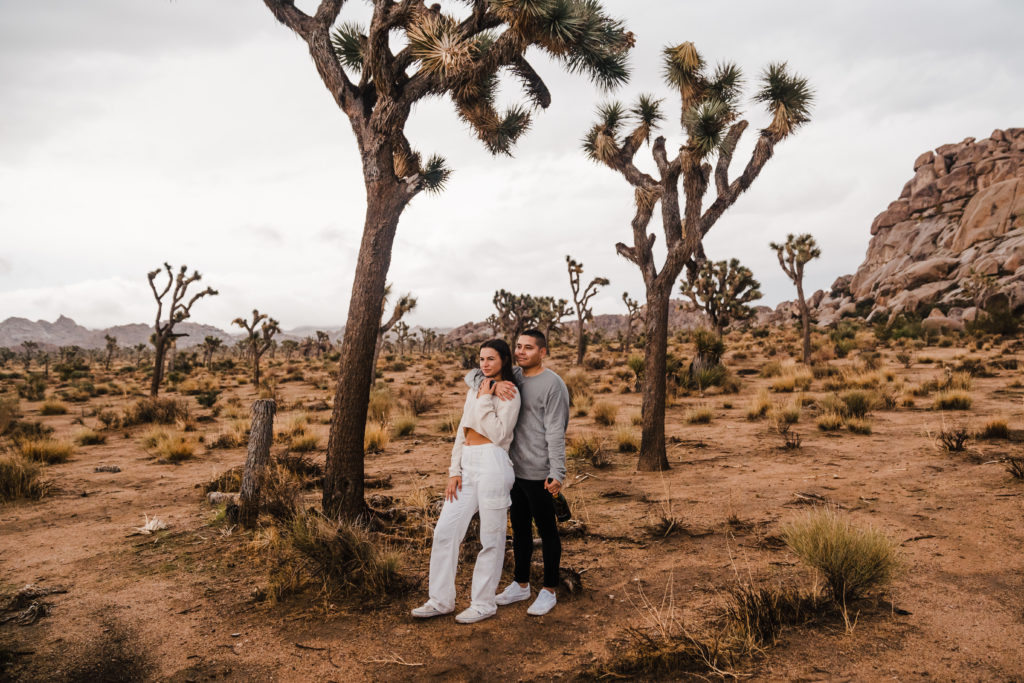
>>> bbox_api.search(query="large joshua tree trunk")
[797,280,811,364]
[324,176,407,519]
[639,282,672,470]
[150,337,167,396]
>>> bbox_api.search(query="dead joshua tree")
[679,257,762,336]
[584,42,812,470]
[147,263,217,397]
[238,399,276,529]
[232,310,281,389]
[103,335,118,371]
[621,292,642,352]
[374,284,417,377]
[566,255,609,365]
[770,233,820,364]
[263,0,633,520]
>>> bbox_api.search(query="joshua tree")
[420,328,438,355]
[621,292,642,352]
[490,290,540,342]
[566,255,609,365]
[533,296,573,345]
[263,0,633,520]
[201,335,223,369]
[20,341,38,370]
[147,263,217,396]
[393,320,413,357]
[133,343,148,368]
[770,233,820,364]
[280,339,299,361]
[233,310,281,388]
[679,257,762,335]
[374,284,417,376]
[0,348,14,368]
[583,42,812,470]
[103,335,118,371]
[314,331,333,357]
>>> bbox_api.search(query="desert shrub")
[840,390,875,418]
[616,427,639,453]
[18,438,73,464]
[685,406,713,424]
[933,391,972,410]
[96,409,121,429]
[845,418,872,434]
[585,356,608,370]
[759,361,783,378]
[392,412,418,437]
[746,388,772,421]
[572,392,592,417]
[364,421,389,453]
[567,432,603,461]
[910,379,940,397]
[205,465,243,493]
[75,429,107,446]
[437,412,459,434]
[1006,457,1024,479]
[367,388,394,423]
[402,385,438,415]
[0,454,49,501]
[17,374,46,401]
[627,355,645,390]
[937,427,969,451]
[0,394,19,435]
[196,388,221,408]
[782,507,899,602]
[816,412,844,431]
[630,410,642,426]
[122,397,188,426]
[726,583,821,648]
[39,400,67,416]
[773,397,801,425]
[209,420,248,449]
[946,371,973,391]
[978,418,1009,440]
[153,433,196,462]
[894,351,913,368]
[289,434,320,453]
[563,369,592,405]
[592,401,617,426]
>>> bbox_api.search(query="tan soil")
[2,336,1023,681]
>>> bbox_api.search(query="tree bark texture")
[323,181,407,520]
[797,281,811,364]
[638,284,671,471]
[150,337,167,397]
[239,398,277,529]
[575,318,586,366]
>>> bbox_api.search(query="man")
[466,329,569,616]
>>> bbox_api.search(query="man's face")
[515,335,546,368]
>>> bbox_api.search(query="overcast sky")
[1,0,1022,332]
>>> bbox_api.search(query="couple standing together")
[411,329,570,624]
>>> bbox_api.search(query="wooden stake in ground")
[239,399,276,529]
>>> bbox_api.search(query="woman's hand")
[476,378,496,398]
[445,476,462,502]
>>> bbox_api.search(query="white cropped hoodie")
[448,384,521,478]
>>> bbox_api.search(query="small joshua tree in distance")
[148,263,217,396]
[770,233,820,364]
[567,255,610,365]
[232,309,281,389]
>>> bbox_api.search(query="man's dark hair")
[480,339,516,382]
[519,329,547,349]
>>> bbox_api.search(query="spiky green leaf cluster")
[754,62,814,139]
[680,257,762,330]
[420,154,452,195]
[330,22,365,73]
[582,95,662,163]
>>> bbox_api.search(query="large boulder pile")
[815,127,1024,326]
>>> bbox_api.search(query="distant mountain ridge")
[0,315,346,350]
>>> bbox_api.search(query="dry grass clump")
[254,507,407,603]
[151,433,197,462]
[616,426,639,453]
[725,583,822,648]
[564,368,592,405]
[39,400,68,416]
[367,387,394,423]
[770,366,812,393]
[567,433,610,468]
[933,390,972,410]
[364,421,390,453]
[759,360,783,378]
[0,453,50,501]
[0,394,19,434]
[392,412,418,437]
[840,390,875,419]
[978,418,1010,440]
[746,388,772,421]
[685,405,713,424]
[845,417,873,435]
[401,385,438,415]
[816,412,844,432]
[437,411,459,434]
[781,507,899,602]
[209,419,248,449]
[592,400,617,426]
[18,438,73,464]
[946,371,973,391]
[289,433,320,453]
[572,392,592,417]
[630,410,643,426]
[121,397,188,426]
[75,428,107,446]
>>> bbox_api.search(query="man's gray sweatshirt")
[465,366,569,483]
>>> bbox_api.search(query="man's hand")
[544,478,562,496]
[445,476,462,502]
[494,380,517,401]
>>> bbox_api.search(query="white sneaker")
[455,606,495,624]
[527,588,557,616]
[411,601,452,619]
[495,582,531,606]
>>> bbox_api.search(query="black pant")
[510,478,561,589]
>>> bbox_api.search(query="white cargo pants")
[427,443,515,615]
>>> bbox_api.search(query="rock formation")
[815,127,1024,326]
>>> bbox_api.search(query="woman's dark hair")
[480,339,515,383]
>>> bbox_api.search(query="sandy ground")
[2,338,1024,681]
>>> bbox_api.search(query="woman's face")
[479,347,503,378]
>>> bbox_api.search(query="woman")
[411,339,520,624]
